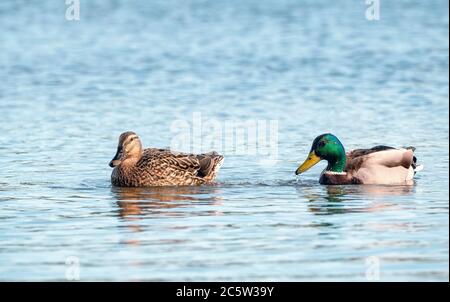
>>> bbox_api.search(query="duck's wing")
[140,149,224,181]
[347,145,396,160]
[140,148,201,174]
[345,146,418,184]
[347,146,414,170]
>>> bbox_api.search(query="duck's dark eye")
[318,141,326,148]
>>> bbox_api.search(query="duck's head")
[295,133,346,175]
[109,131,143,168]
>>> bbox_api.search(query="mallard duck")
[109,131,224,187]
[295,133,423,185]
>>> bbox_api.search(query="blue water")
[0,0,448,281]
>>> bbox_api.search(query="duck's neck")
[325,147,346,173]
[120,156,140,169]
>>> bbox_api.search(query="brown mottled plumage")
[109,131,224,187]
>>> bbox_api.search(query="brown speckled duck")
[295,133,423,185]
[109,131,224,187]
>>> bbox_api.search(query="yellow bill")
[296,151,321,175]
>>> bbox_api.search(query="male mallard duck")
[109,131,224,187]
[295,133,423,185]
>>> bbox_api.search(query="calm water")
[0,0,448,281]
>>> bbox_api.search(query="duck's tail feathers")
[196,152,224,182]
[406,146,423,174]
[414,164,424,173]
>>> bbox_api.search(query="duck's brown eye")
[318,141,325,148]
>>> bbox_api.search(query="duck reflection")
[297,184,415,215]
[112,185,223,219]
[111,185,224,246]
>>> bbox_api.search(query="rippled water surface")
[0,0,448,281]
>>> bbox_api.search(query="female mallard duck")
[295,133,423,185]
[109,131,224,187]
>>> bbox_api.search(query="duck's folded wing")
[142,151,202,174]
[347,145,395,159]
[348,147,414,170]
[140,149,223,181]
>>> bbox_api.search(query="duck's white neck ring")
[323,171,347,175]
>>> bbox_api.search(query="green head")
[295,133,346,175]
